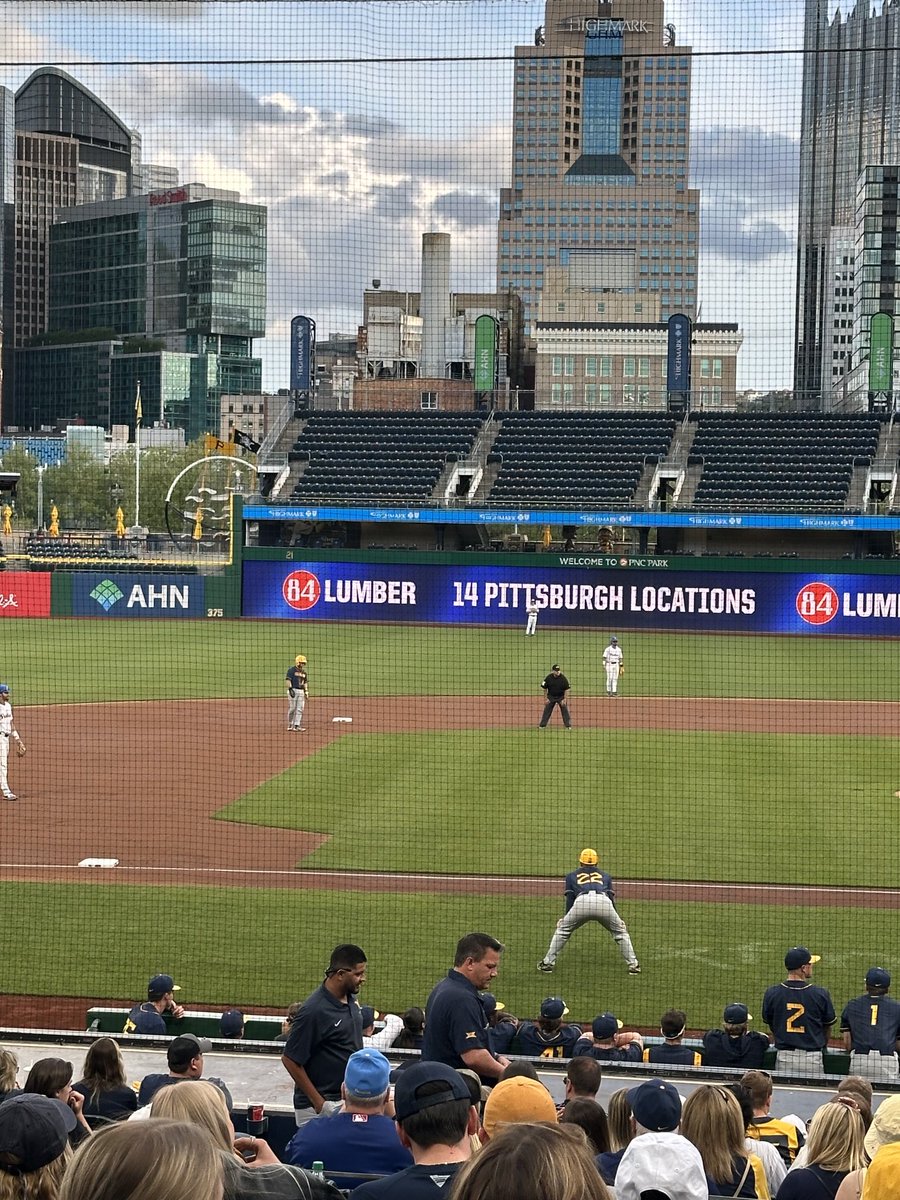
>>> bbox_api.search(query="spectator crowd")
[1,937,900,1200]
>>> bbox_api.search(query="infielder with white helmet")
[602,635,624,696]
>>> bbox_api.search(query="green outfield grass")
[4,618,900,703]
[0,880,888,1028]
[215,729,899,886]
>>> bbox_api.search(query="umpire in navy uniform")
[841,966,900,1082]
[539,665,572,729]
[761,946,835,1076]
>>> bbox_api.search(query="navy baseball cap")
[723,1003,752,1024]
[628,1078,682,1132]
[541,996,569,1019]
[482,993,505,1016]
[344,1049,391,1099]
[219,1009,244,1038]
[394,1061,471,1123]
[867,967,891,988]
[0,1094,76,1172]
[551,664,561,670]
[785,946,820,970]
[360,1005,377,1029]
[0,684,8,694]
[147,973,180,998]
[592,1012,623,1039]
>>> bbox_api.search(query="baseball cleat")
[628,963,641,974]
[537,960,554,973]
[4,793,16,801]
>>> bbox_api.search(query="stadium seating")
[283,412,485,503]
[686,412,883,511]
[488,411,676,507]
[0,437,66,466]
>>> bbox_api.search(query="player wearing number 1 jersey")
[537,849,640,975]
[840,966,900,1082]
[761,946,835,1076]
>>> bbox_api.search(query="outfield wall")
[0,570,240,618]
[242,553,900,635]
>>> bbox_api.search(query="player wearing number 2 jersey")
[761,946,835,1076]
[840,966,900,1082]
[537,849,640,975]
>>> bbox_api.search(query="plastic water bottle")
[311,1162,325,1179]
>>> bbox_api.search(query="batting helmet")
[295,655,307,665]
[579,848,598,865]
[610,635,618,644]
[0,684,8,694]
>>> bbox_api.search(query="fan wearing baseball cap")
[702,1003,769,1070]
[122,973,186,1035]
[0,1093,75,1187]
[285,1049,413,1188]
[597,1078,684,1186]
[571,1012,644,1062]
[537,848,640,975]
[352,1062,478,1200]
[761,946,835,1076]
[840,967,900,1082]
[515,997,581,1058]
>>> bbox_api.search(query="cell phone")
[239,1147,258,1163]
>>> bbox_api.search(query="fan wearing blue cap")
[840,967,900,1082]
[285,1049,413,1188]
[515,997,581,1058]
[761,946,835,1076]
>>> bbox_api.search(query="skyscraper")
[795,0,900,404]
[498,0,699,336]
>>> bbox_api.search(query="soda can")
[247,1104,264,1124]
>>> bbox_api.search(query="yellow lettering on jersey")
[871,1003,879,1027]
[576,871,604,885]
[785,1003,806,1034]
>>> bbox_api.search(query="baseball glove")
[618,667,625,676]
[288,688,296,698]
[15,741,26,757]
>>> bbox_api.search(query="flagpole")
[135,380,142,530]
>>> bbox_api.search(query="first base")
[332,716,353,723]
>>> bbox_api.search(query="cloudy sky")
[1,0,819,390]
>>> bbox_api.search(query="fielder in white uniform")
[525,603,539,636]
[602,635,624,695]
[0,683,23,800]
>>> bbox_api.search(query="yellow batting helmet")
[579,848,598,865]
[295,655,307,665]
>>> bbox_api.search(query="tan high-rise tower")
[498,0,699,334]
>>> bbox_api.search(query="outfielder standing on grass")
[538,848,640,975]
[286,655,309,732]
[0,683,25,801]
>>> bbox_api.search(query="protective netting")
[0,2,897,1066]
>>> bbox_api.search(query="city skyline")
[1,1,813,395]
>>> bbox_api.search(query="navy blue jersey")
[840,993,900,1055]
[487,1019,517,1057]
[701,1028,769,1069]
[286,666,308,691]
[571,1037,642,1063]
[563,867,614,912]
[123,1003,166,1035]
[515,1022,581,1059]
[643,1043,701,1067]
[761,980,835,1050]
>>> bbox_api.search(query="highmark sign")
[558,17,653,33]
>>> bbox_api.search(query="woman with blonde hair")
[150,1080,341,1199]
[0,1050,18,1102]
[775,1097,867,1200]
[72,1038,137,1124]
[680,1085,768,1197]
[59,1119,223,1200]
[450,1121,611,1200]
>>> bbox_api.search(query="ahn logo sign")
[78,575,202,618]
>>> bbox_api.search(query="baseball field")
[2,616,898,1032]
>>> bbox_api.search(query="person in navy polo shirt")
[285,1048,412,1188]
[282,943,367,1126]
[422,933,509,1084]
[841,966,900,1082]
[761,946,835,1076]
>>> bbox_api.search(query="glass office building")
[498,0,699,333]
